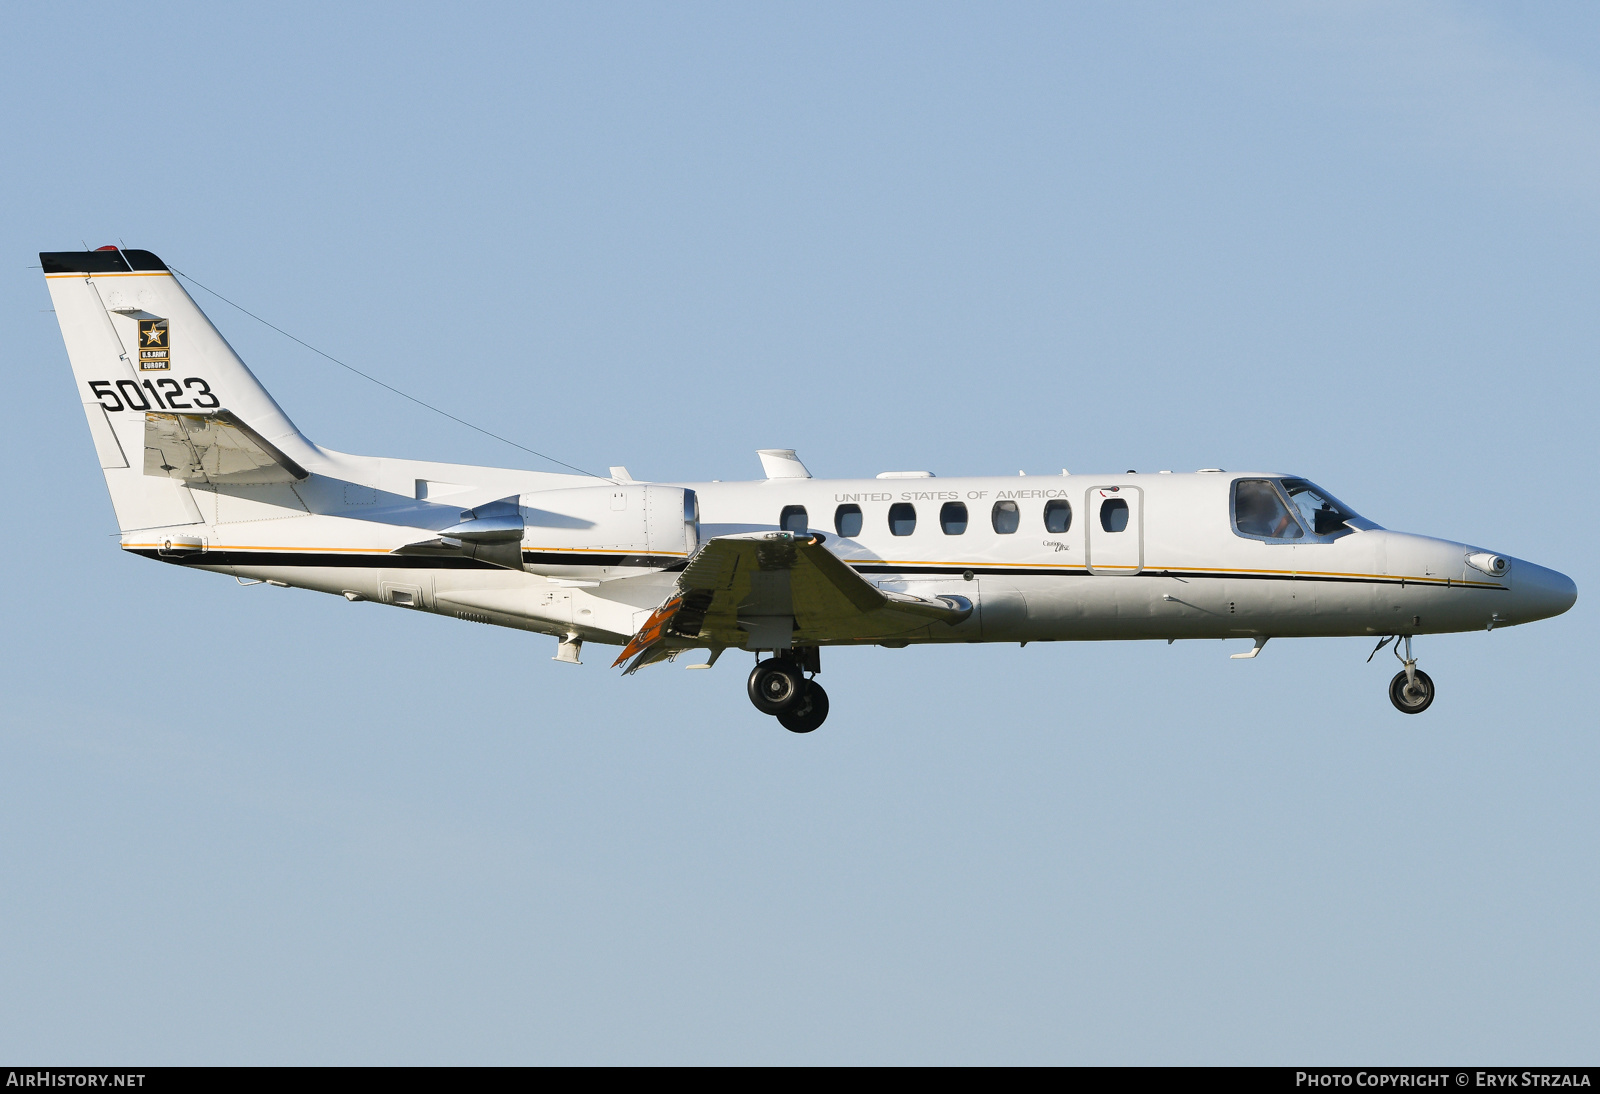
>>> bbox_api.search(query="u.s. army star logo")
[138,319,170,371]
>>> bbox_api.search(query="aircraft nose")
[1514,562,1577,623]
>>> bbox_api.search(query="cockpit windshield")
[1279,478,1360,537]
[1233,477,1365,542]
[1233,479,1304,540]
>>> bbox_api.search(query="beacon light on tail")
[42,247,1578,732]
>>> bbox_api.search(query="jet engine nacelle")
[519,483,698,576]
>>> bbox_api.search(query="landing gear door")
[1087,486,1143,576]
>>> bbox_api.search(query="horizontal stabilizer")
[144,410,308,485]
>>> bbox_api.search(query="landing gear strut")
[747,649,829,732]
[1385,635,1435,714]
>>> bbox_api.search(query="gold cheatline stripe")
[853,558,1502,588]
[1159,562,1501,588]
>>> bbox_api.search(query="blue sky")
[2,2,1595,1063]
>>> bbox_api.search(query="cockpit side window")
[1232,479,1304,541]
[1280,478,1359,538]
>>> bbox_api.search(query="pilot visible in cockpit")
[1234,480,1303,540]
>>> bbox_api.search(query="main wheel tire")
[777,681,829,733]
[1389,668,1435,714]
[748,659,806,715]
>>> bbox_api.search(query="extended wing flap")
[615,532,972,666]
[144,410,308,485]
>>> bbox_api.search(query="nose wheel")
[748,655,829,732]
[1373,634,1436,714]
[1389,668,1435,714]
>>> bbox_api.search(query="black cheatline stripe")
[132,549,502,570]
[132,548,690,571]
[847,563,1506,590]
[851,564,1090,577]
[1154,569,1505,590]
[521,551,688,570]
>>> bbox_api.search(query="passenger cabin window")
[834,504,863,538]
[888,503,917,536]
[1280,478,1358,537]
[940,502,968,534]
[780,505,808,533]
[1233,479,1303,540]
[992,500,1020,534]
[1100,498,1129,532]
[1044,499,1072,534]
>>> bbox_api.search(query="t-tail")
[42,247,319,537]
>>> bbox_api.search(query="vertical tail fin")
[42,247,315,533]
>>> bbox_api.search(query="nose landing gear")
[1373,634,1435,714]
[1389,666,1435,713]
[747,650,829,732]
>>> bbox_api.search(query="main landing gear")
[747,650,828,733]
[1371,634,1435,714]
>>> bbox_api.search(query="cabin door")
[1086,485,1144,576]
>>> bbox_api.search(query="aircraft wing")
[613,531,973,672]
[144,410,308,485]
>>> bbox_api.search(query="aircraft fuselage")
[133,465,1573,649]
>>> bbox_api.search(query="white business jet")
[43,247,1577,732]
